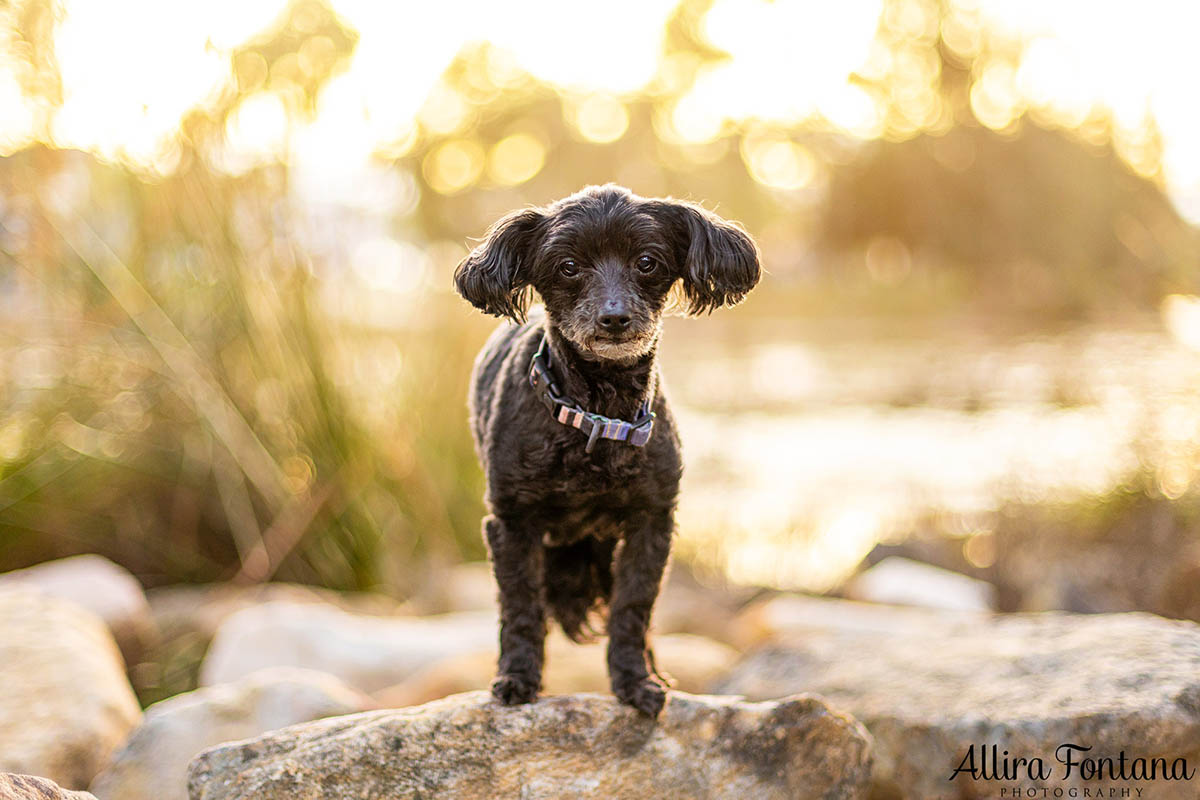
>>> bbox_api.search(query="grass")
[0,147,486,594]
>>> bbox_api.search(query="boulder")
[406,561,498,616]
[140,583,406,705]
[0,590,141,789]
[89,668,372,800]
[187,691,873,800]
[717,597,1200,799]
[200,603,497,693]
[735,592,983,646]
[0,773,98,800]
[842,556,996,612]
[376,631,737,708]
[653,563,758,647]
[0,555,155,662]
[147,583,408,646]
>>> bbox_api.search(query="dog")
[454,184,760,716]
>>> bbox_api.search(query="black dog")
[454,184,759,716]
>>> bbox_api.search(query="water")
[661,316,1200,591]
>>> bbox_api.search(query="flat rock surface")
[0,773,98,800]
[718,597,1200,799]
[200,603,496,693]
[0,591,141,789]
[90,668,373,800]
[187,690,873,800]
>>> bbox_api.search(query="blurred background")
[4,0,1200,651]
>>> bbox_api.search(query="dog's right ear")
[454,208,546,322]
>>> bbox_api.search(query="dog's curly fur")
[454,184,760,716]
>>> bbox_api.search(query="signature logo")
[949,743,1195,796]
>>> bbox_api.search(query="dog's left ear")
[647,199,761,315]
[454,207,546,322]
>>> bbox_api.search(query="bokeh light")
[3,0,1200,603]
[568,94,630,145]
[423,139,485,195]
[486,133,545,186]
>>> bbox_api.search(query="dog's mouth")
[585,329,655,360]
[593,332,638,344]
[554,313,661,362]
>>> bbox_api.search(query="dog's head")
[454,184,761,361]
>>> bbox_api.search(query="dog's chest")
[549,442,644,504]
[537,478,644,544]
[519,435,661,544]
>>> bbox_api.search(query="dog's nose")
[598,300,632,333]
[598,313,632,332]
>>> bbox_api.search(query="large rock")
[141,583,406,705]
[0,555,154,662]
[0,773,98,800]
[653,563,758,647]
[90,668,372,800]
[735,592,983,646]
[147,583,408,645]
[842,556,996,612]
[718,596,1200,799]
[200,603,497,693]
[406,561,498,616]
[187,691,873,800]
[0,591,141,789]
[376,631,737,708]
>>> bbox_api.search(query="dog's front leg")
[607,511,672,717]
[484,514,546,705]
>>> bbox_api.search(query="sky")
[2,0,1200,222]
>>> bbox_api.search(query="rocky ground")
[1,554,1199,799]
[187,691,872,800]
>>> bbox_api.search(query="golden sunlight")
[568,94,631,145]
[487,133,546,186]
[5,0,1200,219]
[740,133,817,192]
[423,139,486,195]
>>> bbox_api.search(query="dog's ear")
[647,199,760,315]
[454,208,546,322]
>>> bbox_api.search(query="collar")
[528,334,656,454]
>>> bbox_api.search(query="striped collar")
[528,334,656,454]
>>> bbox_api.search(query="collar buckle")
[529,334,656,453]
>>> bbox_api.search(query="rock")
[89,668,372,800]
[200,603,497,693]
[653,563,759,647]
[0,555,155,662]
[735,592,982,646]
[0,773,98,800]
[716,598,1200,799]
[843,556,997,612]
[140,583,406,705]
[376,631,738,708]
[147,583,408,646]
[407,561,499,616]
[187,691,873,800]
[0,590,141,789]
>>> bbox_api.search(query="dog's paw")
[491,673,540,705]
[614,676,668,717]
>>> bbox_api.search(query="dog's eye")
[635,255,657,274]
[559,259,579,277]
